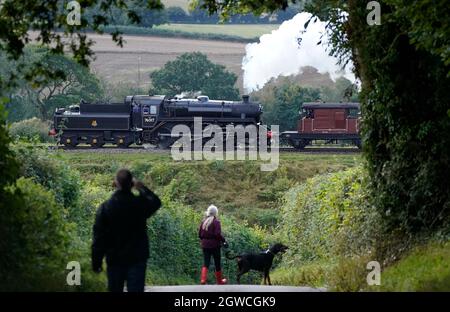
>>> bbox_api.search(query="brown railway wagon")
[280,102,361,149]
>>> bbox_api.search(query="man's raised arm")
[134,180,161,218]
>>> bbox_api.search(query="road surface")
[145,285,326,292]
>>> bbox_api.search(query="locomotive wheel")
[157,127,175,149]
[89,136,104,148]
[115,136,131,148]
[294,139,308,150]
[61,135,78,148]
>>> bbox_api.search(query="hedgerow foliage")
[277,167,380,265]
[9,118,53,142]
[272,167,382,291]
[301,1,450,232]
[0,143,268,289]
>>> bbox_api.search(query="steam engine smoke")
[242,12,355,92]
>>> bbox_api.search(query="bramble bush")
[1,178,74,291]
[271,167,382,290]
[2,144,269,288]
[13,144,81,209]
[9,118,53,143]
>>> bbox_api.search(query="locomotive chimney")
[242,95,250,103]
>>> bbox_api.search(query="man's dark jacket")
[91,186,161,270]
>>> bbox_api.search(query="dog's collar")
[265,249,275,255]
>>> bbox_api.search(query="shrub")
[164,169,201,205]
[0,178,74,291]
[271,167,383,290]
[13,144,81,208]
[277,167,380,266]
[9,117,53,142]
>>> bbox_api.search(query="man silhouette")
[92,169,161,292]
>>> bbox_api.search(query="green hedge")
[1,178,74,291]
[2,144,269,289]
[271,167,382,290]
[277,167,380,265]
[9,118,53,143]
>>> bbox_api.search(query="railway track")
[52,145,361,154]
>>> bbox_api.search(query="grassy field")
[84,33,247,93]
[56,151,361,226]
[155,23,279,39]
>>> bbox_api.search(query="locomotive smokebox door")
[142,104,158,127]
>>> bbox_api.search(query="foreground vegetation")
[270,168,450,291]
[1,0,449,292]
[58,150,360,226]
[2,139,448,291]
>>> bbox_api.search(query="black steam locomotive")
[50,95,263,148]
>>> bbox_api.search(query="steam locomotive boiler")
[50,95,263,148]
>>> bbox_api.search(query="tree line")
[85,4,301,27]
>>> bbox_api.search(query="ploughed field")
[88,33,247,91]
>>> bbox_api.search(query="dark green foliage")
[13,145,81,209]
[200,0,450,236]
[166,6,189,22]
[0,100,21,289]
[277,167,380,264]
[258,81,321,131]
[0,0,164,73]
[9,118,53,142]
[150,52,240,100]
[272,167,382,290]
[0,177,74,291]
[2,46,103,121]
[334,1,450,232]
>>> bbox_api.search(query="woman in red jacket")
[198,205,228,284]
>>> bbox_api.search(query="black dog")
[225,243,288,285]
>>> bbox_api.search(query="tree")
[2,46,103,121]
[0,0,164,92]
[198,0,450,232]
[253,78,320,131]
[150,52,240,100]
[166,6,189,23]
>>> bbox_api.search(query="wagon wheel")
[89,136,104,148]
[294,139,308,150]
[115,136,131,148]
[61,135,78,148]
[157,127,175,149]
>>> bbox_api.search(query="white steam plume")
[242,12,355,92]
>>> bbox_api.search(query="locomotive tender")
[280,102,361,149]
[50,95,263,148]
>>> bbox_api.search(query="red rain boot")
[215,271,227,285]
[200,267,208,285]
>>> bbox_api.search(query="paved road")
[145,285,326,292]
